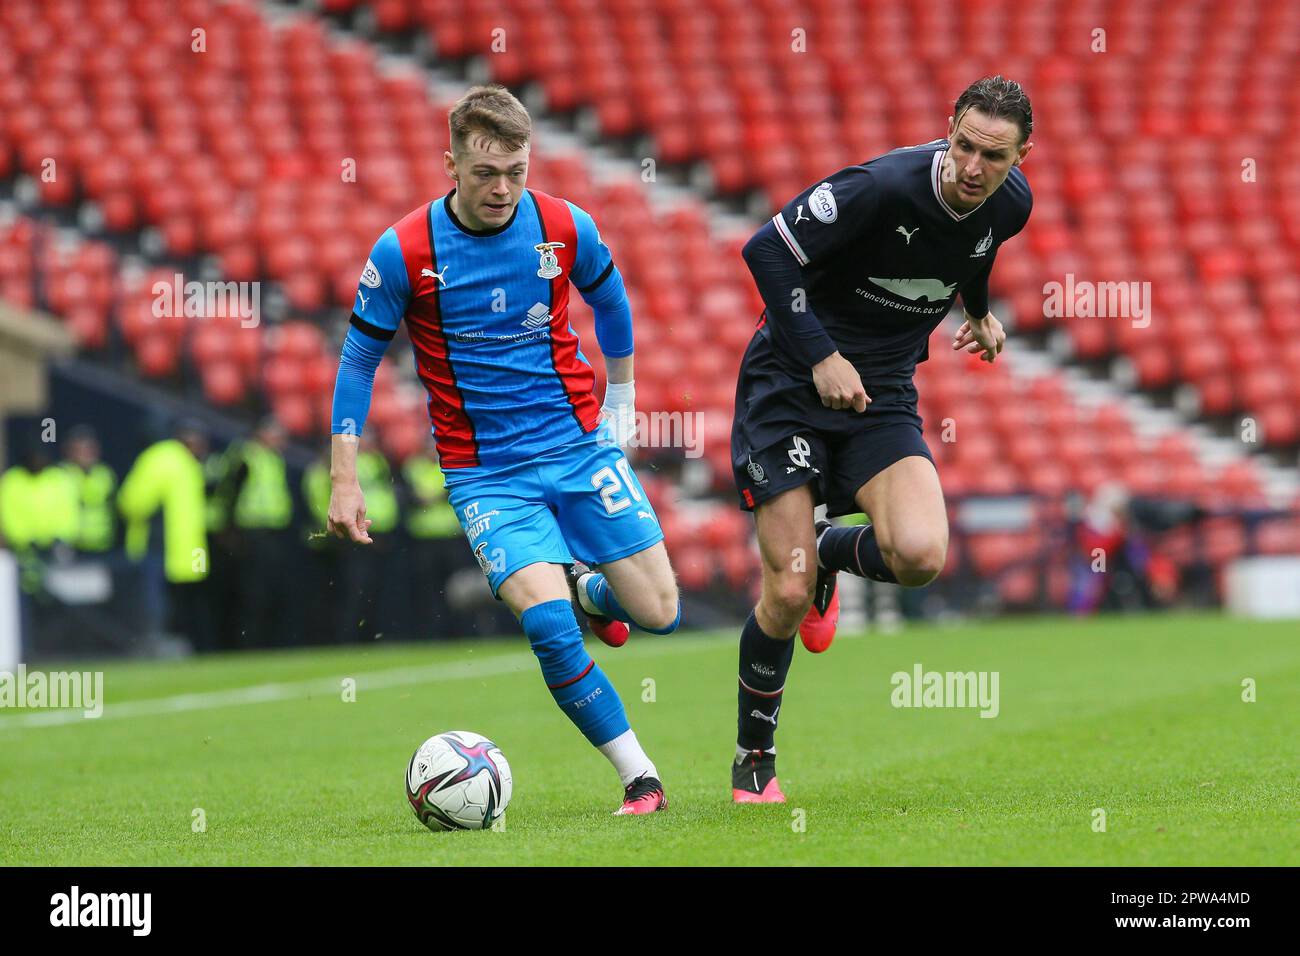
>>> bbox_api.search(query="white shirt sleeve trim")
[771,212,810,266]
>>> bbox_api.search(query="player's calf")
[888,537,946,587]
[736,569,803,766]
[815,523,946,587]
[584,543,683,635]
[611,575,680,634]
[575,567,681,635]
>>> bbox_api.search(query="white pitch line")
[0,632,733,730]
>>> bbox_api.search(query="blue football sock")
[582,573,682,634]
[582,572,632,622]
[520,599,630,747]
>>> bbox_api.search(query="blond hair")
[448,84,531,155]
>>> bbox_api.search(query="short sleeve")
[350,227,411,339]
[771,165,881,266]
[567,202,616,295]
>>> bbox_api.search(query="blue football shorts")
[443,426,665,596]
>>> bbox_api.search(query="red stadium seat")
[0,0,1288,612]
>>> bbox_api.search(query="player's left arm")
[952,186,1032,364]
[568,202,636,446]
[952,255,1005,364]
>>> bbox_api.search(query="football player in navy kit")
[729,76,1034,802]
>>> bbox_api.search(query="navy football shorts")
[731,329,935,518]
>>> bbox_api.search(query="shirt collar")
[931,149,988,221]
[443,188,521,236]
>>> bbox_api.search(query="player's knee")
[890,538,947,587]
[766,572,814,623]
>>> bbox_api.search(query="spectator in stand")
[118,421,215,651]
[0,440,78,593]
[1069,483,1162,613]
[303,439,398,643]
[60,425,117,555]
[398,448,466,638]
[210,418,300,648]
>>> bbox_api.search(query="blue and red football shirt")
[334,188,631,469]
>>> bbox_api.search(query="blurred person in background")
[302,447,340,645]
[306,439,399,643]
[60,425,117,555]
[210,418,299,648]
[340,439,399,642]
[0,439,78,593]
[399,448,464,638]
[118,420,215,651]
[203,441,240,651]
[1068,482,1166,613]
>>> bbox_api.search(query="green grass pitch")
[1,613,1296,866]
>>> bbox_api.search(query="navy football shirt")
[768,139,1033,385]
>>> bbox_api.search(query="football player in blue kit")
[328,86,679,815]
[729,77,1034,802]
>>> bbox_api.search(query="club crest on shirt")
[972,227,993,257]
[809,182,837,223]
[534,242,565,279]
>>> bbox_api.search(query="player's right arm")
[742,166,883,412]
[327,229,411,544]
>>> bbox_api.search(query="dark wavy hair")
[954,75,1033,143]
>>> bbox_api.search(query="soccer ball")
[405,730,512,831]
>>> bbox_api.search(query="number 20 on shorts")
[592,459,642,515]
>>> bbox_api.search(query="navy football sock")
[736,611,795,753]
[817,524,898,583]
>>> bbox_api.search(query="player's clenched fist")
[328,481,374,544]
[811,351,871,412]
[953,310,1006,363]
